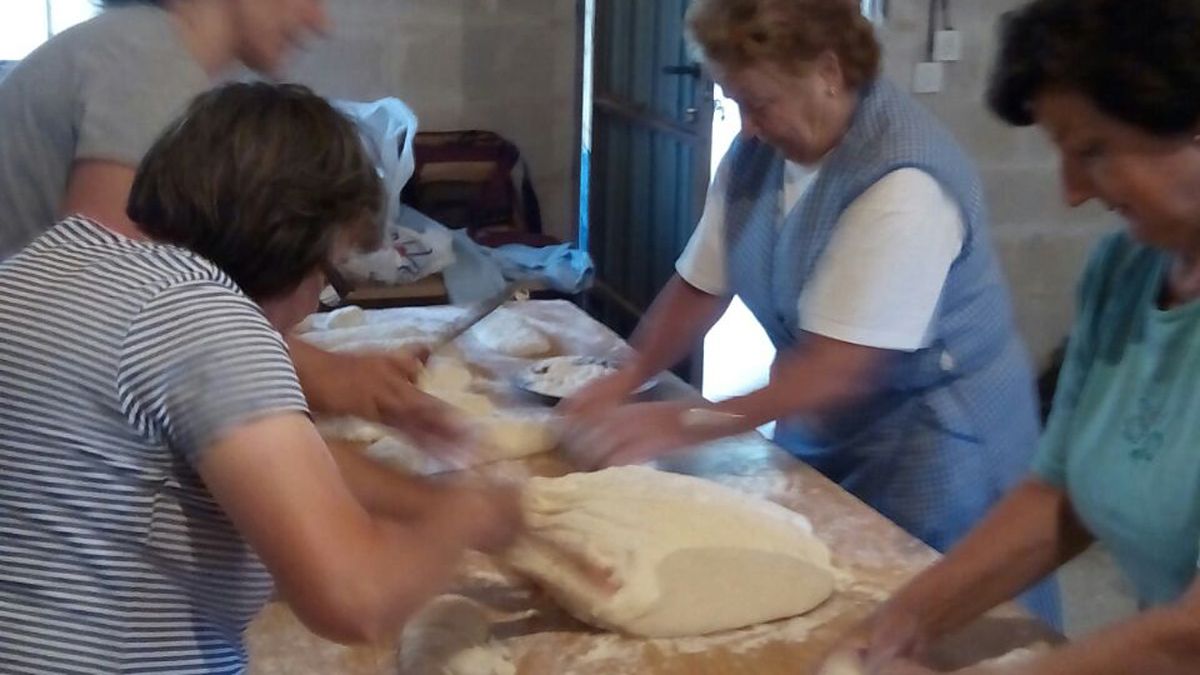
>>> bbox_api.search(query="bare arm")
[199,413,520,644]
[61,160,144,239]
[863,480,1093,667]
[706,332,888,434]
[564,275,729,414]
[990,586,1200,675]
[624,274,731,380]
[324,440,447,520]
[287,337,461,444]
[567,333,891,467]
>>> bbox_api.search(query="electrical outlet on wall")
[933,29,963,62]
[913,62,944,94]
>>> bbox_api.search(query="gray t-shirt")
[0,5,208,260]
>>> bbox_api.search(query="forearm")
[291,505,472,644]
[1010,601,1200,675]
[326,441,447,520]
[347,509,478,641]
[889,480,1092,642]
[623,275,730,381]
[704,335,883,435]
[287,336,344,416]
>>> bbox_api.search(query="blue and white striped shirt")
[0,217,309,674]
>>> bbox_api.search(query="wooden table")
[343,274,450,307]
[246,301,1059,674]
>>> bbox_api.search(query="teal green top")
[1034,232,1200,607]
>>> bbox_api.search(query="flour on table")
[470,307,552,358]
[399,595,515,675]
[518,356,617,398]
[504,465,835,637]
[298,323,431,353]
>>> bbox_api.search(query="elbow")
[284,573,423,645]
[288,590,389,645]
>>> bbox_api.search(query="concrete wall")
[279,0,1097,365]
[285,0,579,242]
[876,0,1114,365]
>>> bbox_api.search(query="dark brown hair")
[988,0,1200,135]
[686,0,881,88]
[128,82,382,300]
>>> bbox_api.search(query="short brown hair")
[128,82,382,300]
[686,0,881,89]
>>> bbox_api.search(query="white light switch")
[934,30,963,62]
[913,62,944,94]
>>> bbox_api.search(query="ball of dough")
[325,305,367,329]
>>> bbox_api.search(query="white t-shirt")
[676,156,964,352]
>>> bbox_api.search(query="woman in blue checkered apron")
[565,0,1059,626]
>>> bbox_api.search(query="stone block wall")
[878,0,1113,364]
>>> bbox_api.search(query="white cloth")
[676,157,964,352]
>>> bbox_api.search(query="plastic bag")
[333,99,457,285]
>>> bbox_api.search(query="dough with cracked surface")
[505,466,835,637]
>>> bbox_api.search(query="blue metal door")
[586,0,713,342]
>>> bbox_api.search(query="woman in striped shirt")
[0,82,522,674]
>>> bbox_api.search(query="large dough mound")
[505,466,835,637]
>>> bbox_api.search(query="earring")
[828,87,838,97]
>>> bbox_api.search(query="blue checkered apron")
[723,79,1061,627]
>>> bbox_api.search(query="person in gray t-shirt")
[0,0,466,459]
[0,0,329,260]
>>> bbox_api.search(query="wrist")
[877,594,936,649]
[616,354,657,386]
[678,405,747,441]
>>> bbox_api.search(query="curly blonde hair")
[686,0,881,88]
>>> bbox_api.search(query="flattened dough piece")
[505,466,835,637]
[320,354,557,472]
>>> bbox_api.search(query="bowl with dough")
[514,356,657,403]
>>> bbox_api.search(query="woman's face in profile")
[230,0,330,76]
[1034,89,1200,250]
[713,54,846,165]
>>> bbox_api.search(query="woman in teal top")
[827,0,1200,672]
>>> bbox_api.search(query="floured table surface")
[247,300,1059,674]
